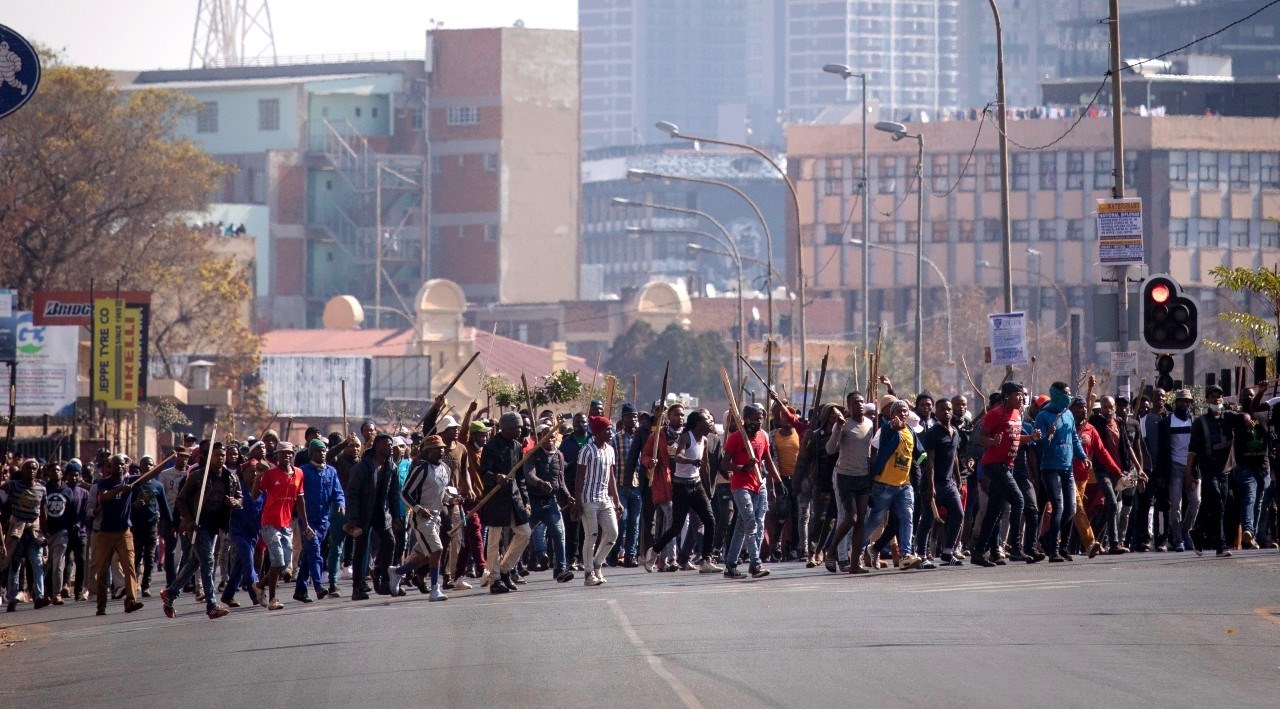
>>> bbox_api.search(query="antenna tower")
[189,0,278,68]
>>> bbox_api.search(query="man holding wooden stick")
[480,412,533,595]
[722,403,783,579]
[160,441,242,619]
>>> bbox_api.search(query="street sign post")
[1097,198,1144,266]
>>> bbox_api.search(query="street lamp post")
[626,168,775,343]
[822,64,871,356]
[874,120,925,393]
[654,120,806,395]
[614,198,746,383]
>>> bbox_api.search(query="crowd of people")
[2,372,1277,619]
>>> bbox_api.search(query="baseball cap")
[1001,381,1026,397]
[469,420,490,434]
[1070,395,1087,407]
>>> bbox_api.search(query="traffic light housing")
[1140,274,1198,354]
[1155,354,1175,392]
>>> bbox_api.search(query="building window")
[1124,151,1139,189]
[354,107,362,118]
[257,99,279,131]
[430,156,442,174]
[1169,151,1188,186]
[1012,154,1030,191]
[1262,154,1280,188]
[1262,219,1280,249]
[904,221,918,245]
[447,106,481,126]
[957,220,976,243]
[1066,151,1084,190]
[484,224,498,243]
[1228,153,1252,187]
[197,101,218,133]
[1199,218,1219,246]
[1230,218,1251,247]
[1170,218,1189,247]
[824,224,844,245]
[1012,220,1030,242]
[959,157,976,192]
[878,156,897,194]
[1197,153,1219,184]
[931,155,950,193]
[824,158,844,196]
[1038,154,1058,191]
[982,153,1001,192]
[1066,219,1085,242]
[1093,151,1112,190]
[1038,220,1058,242]
[983,218,1002,242]
[930,221,949,243]
[484,154,498,171]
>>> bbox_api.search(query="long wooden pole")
[341,379,349,435]
[813,346,831,412]
[603,375,618,419]
[450,425,557,533]
[719,366,760,484]
[420,351,482,430]
[193,425,218,528]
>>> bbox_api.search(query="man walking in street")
[824,395,875,573]
[90,454,161,616]
[345,434,402,600]
[160,441,242,619]
[1034,382,1090,561]
[390,435,454,601]
[295,440,343,603]
[129,455,172,597]
[722,404,784,579]
[1190,385,1238,557]
[525,421,575,583]
[577,415,622,586]
[480,413,533,595]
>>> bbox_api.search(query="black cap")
[1000,381,1025,397]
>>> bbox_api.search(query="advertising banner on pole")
[0,312,79,416]
[988,312,1029,366]
[1097,198,1144,266]
[93,298,144,409]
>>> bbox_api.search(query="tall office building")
[579,0,785,150]
[785,0,960,124]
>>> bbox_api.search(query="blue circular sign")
[0,24,41,121]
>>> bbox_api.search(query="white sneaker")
[595,570,607,585]
[585,571,602,586]
[388,568,404,595]
[642,549,657,573]
[699,560,724,574]
[340,566,354,580]
[900,553,923,570]
[428,586,448,602]
[480,572,494,587]
[454,580,473,591]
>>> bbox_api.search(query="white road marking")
[608,598,705,709]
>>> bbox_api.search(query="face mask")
[1207,403,1223,414]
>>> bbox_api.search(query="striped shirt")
[577,441,615,503]
[402,459,451,515]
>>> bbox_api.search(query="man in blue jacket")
[1034,382,1091,561]
[295,439,345,602]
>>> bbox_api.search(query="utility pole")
[989,0,1015,381]
[1110,0,1130,399]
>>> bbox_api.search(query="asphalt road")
[3,550,1279,708]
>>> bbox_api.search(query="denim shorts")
[262,525,294,568]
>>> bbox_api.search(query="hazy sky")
[6,1,578,70]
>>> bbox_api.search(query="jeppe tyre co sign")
[0,24,40,121]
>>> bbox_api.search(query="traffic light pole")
[1109,0,1131,399]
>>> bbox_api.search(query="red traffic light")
[1150,284,1171,304]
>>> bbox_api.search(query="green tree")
[603,321,730,404]
[1204,264,1280,370]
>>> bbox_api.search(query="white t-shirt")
[1169,410,1193,466]
[675,433,704,480]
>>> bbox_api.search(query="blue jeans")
[864,482,915,554]
[618,486,644,559]
[1041,469,1076,553]
[1258,474,1280,545]
[296,523,327,595]
[1233,467,1263,535]
[165,528,217,611]
[221,532,260,604]
[527,496,567,573]
[726,488,768,565]
[325,505,348,582]
[6,532,44,600]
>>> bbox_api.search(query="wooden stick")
[341,379,349,436]
[719,365,761,484]
[604,374,618,419]
[520,374,537,430]
[649,362,671,473]
[960,355,982,403]
[852,346,861,396]
[813,346,831,412]
[283,417,294,444]
[420,351,481,430]
[193,425,218,528]
[256,412,279,444]
[631,374,638,406]
[738,354,783,406]
[802,370,810,413]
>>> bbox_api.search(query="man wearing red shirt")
[973,382,1041,567]
[721,404,783,579]
[251,443,313,610]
